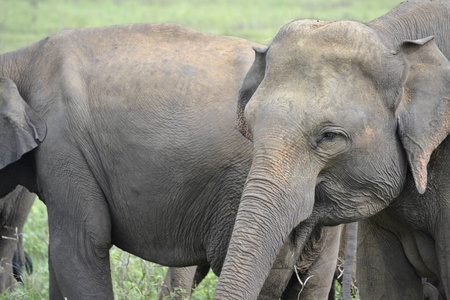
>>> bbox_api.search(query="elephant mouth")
[270,216,318,270]
[314,182,390,226]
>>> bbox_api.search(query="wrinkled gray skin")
[2,3,448,300]
[1,23,335,299]
[213,1,450,299]
[158,266,208,300]
[160,225,343,300]
[0,186,34,292]
[0,23,266,299]
[352,1,450,299]
[281,225,343,300]
[1,21,335,300]
[423,278,445,300]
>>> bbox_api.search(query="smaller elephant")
[0,186,35,292]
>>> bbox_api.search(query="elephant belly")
[106,189,211,266]
[103,163,243,267]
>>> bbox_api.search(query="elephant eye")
[313,127,350,156]
[317,132,336,144]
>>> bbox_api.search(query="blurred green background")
[0,0,403,299]
[2,0,404,53]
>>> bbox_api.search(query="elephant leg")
[328,278,336,300]
[281,225,342,300]
[47,201,112,299]
[193,265,210,288]
[423,281,442,300]
[158,266,198,300]
[158,265,210,299]
[342,222,358,300]
[48,251,64,300]
[42,166,113,299]
[423,278,446,300]
[357,218,423,300]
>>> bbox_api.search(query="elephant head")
[214,20,450,299]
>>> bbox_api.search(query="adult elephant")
[0,23,264,299]
[1,22,342,300]
[1,3,448,300]
[352,5,450,299]
[0,186,34,292]
[353,1,450,299]
[213,0,450,299]
[0,20,373,299]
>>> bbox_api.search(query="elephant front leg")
[47,198,113,299]
[42,168,113,299]
[357,218,422,300]
[49,251,64,299]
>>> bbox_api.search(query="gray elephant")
[347,1,450,299]
[0,22,310,299]
[0,186,35,292]
[1,2,448,299]
[212,0,450,298]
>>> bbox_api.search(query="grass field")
[0,0,404,299]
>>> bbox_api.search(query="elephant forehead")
[249,86,384,136]
[268,20,391,81]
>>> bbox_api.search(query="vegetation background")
[1,0,403,299]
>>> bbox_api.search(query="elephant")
[348,1,450,299]
[1,2,448,299]
[0,186,35,292]
[0,22,315,299]
[211,0,450,299]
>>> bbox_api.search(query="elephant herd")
[0,0,449,299]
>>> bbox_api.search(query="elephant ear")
[235,45,268,141]
[0,77,46,169]
[396,37,450,194]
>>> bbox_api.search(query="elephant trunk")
[258,219,318,299]
[214,147,318,299]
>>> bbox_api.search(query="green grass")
[0,0,401,298]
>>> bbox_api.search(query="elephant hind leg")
[158,266,197,299]
[158,265,210,299]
